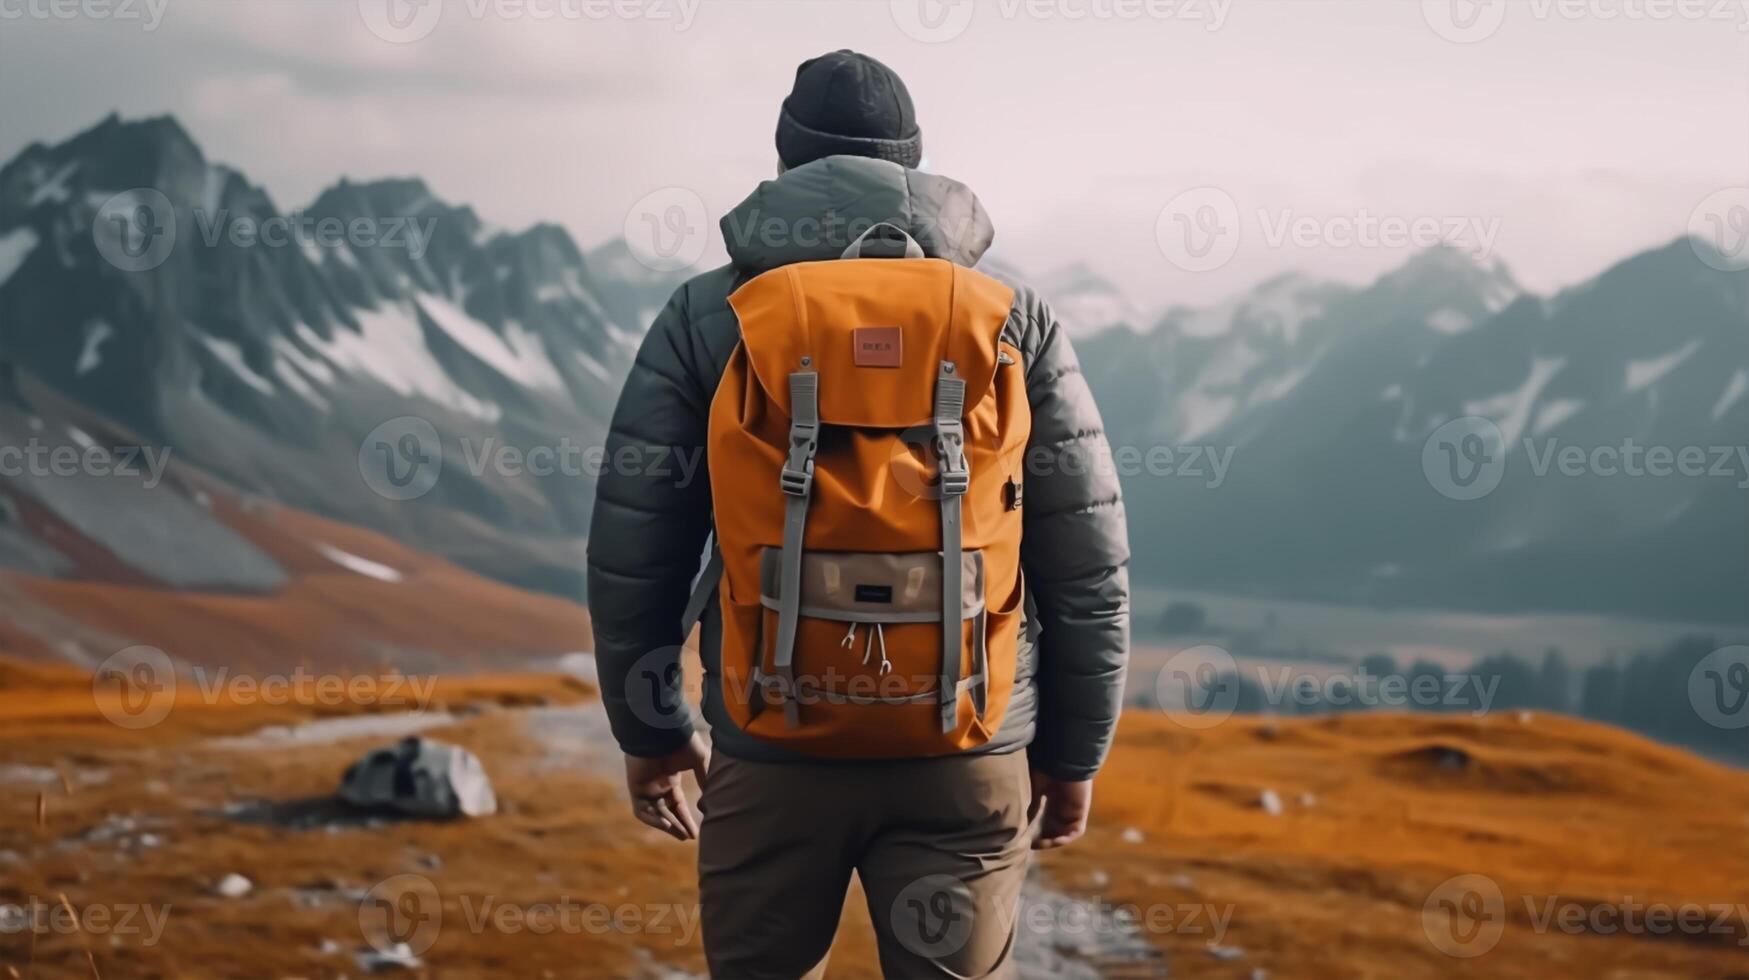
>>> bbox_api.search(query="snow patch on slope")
[297,308,501,423]
[1248,358,1319,407]
[1427,308,1472,334]
[76,321,113,376]
[1532,398,1584,435]
[198,335,276,395]
[66,425,98,452]
[1711,369,1747,421]
[317,543,403,583]
[573,350,611,384]
[1177,392,1239,444]
[1625,340,1700,393]
[272,336,337,386]
[28,162,79,207]
[1464,356,1566,447]
[271,352,330,409]
[0,228,39,289]
[418,295,564,393]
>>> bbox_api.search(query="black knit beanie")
[776,50,923,170]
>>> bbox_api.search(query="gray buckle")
[935,424,968,497]
[781,423,818,497]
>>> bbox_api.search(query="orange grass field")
[4,657,1749,978]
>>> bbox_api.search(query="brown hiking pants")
[697,749,1033,979]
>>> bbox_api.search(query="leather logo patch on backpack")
[853,583,894,604]
[853,326,902,368]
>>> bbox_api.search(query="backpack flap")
[727,258,1013,430]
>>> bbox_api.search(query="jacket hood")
[720,156,995,274]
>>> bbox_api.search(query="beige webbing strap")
[773,362,818,728]
[934,360,969,732]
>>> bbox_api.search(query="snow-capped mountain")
[0,114,679,597]
[977,255,1151,339]
[1080,240,1749,622]
[1032,262,1147,339]
[2,113,1740,623]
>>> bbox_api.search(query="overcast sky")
[3,0,1746,307]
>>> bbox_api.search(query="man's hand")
[624,733,711,841]
[1028,770,1092,850]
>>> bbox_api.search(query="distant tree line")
[1142,633,1749,764]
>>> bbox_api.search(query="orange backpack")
[685,225,1030,758]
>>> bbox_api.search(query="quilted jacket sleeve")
[586,286,715,758]
[1013,289,1133,782]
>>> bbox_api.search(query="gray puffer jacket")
[587,156,1130,781]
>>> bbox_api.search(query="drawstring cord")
[840,621,892,675]
[866,623,891,675]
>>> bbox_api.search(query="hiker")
[588,49,1131,979]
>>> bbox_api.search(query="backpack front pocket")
[736,548,996,754]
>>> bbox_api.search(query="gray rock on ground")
[339,737,497,819]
